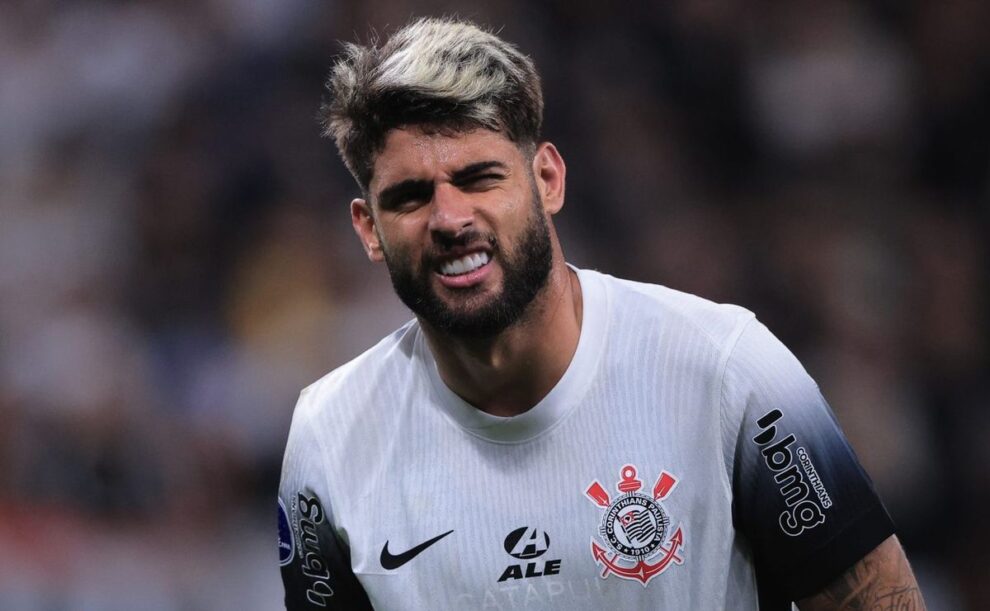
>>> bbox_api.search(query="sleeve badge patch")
[278,497,295,566]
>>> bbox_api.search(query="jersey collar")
[418,266,608,443]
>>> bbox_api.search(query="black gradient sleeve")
[278,489,373,610]
[722,320,895,603]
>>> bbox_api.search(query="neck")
[422,259,583,417]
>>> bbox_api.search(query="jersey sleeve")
[721,319,895,603]
[278,389,373,610]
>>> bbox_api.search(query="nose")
[428,183,473,241]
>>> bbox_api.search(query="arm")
[279,392,373,610]
[722,319,900,603]
[797,535,925,610]
[281,491,373,611]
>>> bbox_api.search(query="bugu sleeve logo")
[295,492,335,606]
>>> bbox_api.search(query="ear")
[532,142,566,215]
[351,198,385,262]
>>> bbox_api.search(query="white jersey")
[278,268,893,610]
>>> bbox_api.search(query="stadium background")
[0,0,986,608]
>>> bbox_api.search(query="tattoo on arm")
[798,536,926,611]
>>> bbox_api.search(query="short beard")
[382,183,553,340]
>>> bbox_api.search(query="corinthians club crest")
[585,464,685,586]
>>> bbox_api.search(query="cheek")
[498,190,541,236]
[378,218,426,261]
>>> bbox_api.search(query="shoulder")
[579,267,756,354]
[281,318,425,493]
[293,318,421,426]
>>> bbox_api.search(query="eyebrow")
[376,160,509,209]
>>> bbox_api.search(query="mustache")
[426,230,497,258]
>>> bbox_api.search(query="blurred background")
[0,0,986,609]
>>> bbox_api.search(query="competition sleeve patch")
[278,497,295,566]
[280,491,372,610]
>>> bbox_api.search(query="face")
[352,127,566,339]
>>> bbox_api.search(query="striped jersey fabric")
[278,267,894,610]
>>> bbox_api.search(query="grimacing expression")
[379,174,553,339]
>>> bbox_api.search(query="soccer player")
[277,18,925,610]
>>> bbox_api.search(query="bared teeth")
[440,252,490,276]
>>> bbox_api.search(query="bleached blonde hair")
[320,18,544,191]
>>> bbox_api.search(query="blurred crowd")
[0,0,986,609]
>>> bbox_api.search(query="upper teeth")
[440,252,490,276]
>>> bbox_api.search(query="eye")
[387,193,429,211]
[378,183,434,212]
[459,173,504,190]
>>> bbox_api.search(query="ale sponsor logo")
[498,527,562,582]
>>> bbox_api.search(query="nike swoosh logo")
[380,530,454,570]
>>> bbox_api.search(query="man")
[278,18,925,610]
